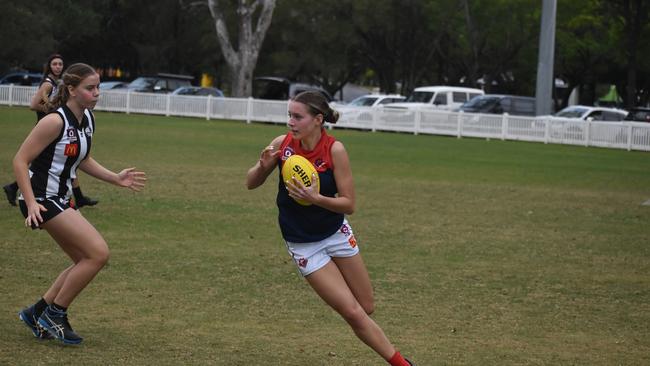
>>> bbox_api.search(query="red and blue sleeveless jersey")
[276,130,344,243]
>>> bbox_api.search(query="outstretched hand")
[116,168,147,192]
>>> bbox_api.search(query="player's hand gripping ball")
[281,154,320,206]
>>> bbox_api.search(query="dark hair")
[292,91,339,124]
[43,53,64,79]
[49,63,97,111]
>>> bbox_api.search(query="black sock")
[34,298,49,315]
[9,182,19,190]
[51,303,68,313]
[73,187,84,200]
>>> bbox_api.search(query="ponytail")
[48,63,97,111]
[292,91,339,124]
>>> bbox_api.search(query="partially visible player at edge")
[246,91,415,365]
[14,63,146,344]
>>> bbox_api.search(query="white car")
[342,94,406,108]
[548,105,630,142]
[554,105,628,121]
[335,94,406,121]
[384,85,484,111]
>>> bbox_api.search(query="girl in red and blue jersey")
[246,91,415,366]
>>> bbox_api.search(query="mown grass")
[0,105,649,365]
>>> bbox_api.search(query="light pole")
[535,0,557,115]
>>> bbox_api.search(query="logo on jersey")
[298,258,308,268]
[348,236,357,248]
[340,223,351,236]
[314,158,326,170]
[64,143,78,157]
[281,146,294,161]
[66,128,78,142]
[84,127,92,136]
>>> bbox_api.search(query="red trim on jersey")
[279,129,336,172]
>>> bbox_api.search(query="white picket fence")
[2,85,649,152]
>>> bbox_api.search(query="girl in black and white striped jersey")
[13,63,146,344]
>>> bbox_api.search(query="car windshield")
[349,96,378,107]
[405,91,434,103]
[462,96,500,110]
[556,107,588,118]
[128,77,156,89]
[175,87,196,95]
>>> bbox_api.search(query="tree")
[351,0,446,94]
[555,0,614,107]
[0,0,56,74]
[600,0,650,107]
[258,0,365,98]
[455,0,539,94]
[206,0,276,97]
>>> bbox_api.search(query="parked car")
[553,105,628,121]
[385,85,484,111]
[171,86,224,97]
[127,73,194,93]
[343,94,405,107]
[547,105,630,141]
[99,81,128,90]
[253,77,332,101]
[0,71,42,86]
[459,94,536,116]
[336,94,406,121]
[624,107,650,123]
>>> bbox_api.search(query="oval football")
[281,155,320,206]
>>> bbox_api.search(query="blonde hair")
[292,91,339,124]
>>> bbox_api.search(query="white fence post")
[246,97,253,124]
[457,111,463,138]
[371,108,378,132]
[8,84,13,106]
[501,113,509,140]
[544,119,550,144]
[414,110,421,135]
[627,123,633,151]
[165,94,171,117]
[126,90,131,114]
[206,95,211,120]
[585,121,591,147]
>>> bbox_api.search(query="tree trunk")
[624,0,648,108]
[461,0,480,88]
[207,0,276,97]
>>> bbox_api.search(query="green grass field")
[1,105,649,365]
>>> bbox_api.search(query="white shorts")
[285,219,360,277]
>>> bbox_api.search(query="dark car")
[624,107,650,123]
[171,86,224,97]
[253,77,332,101]
[127,73,194,93]
[0,72,42,86]
[100,81,128,90]
[459,94,536,116]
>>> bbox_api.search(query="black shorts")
[19,197,72,230]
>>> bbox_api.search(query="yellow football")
[281,154,320,206]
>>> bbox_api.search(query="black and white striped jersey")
[27,105,94,200]
[36,77,59,122]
